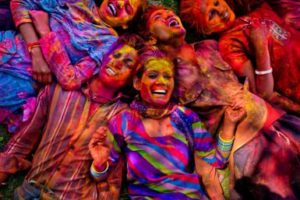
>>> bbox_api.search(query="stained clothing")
[182,40,300,199]
[106,101,229,200]
[266,0,300,30]
[0,0,117,131]
[219,3,300,104]
[0,84,126,199]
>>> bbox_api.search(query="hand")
[224,90,247,125]
[29,10,50,37]
[31,48,52,84]
[89,127,112,169]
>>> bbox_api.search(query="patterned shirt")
[107,104,228,199]
[0,83,127,199]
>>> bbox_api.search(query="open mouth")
[108,3,117,16]
[152,89,167,96]
[168,19,180,27]
[106,67,116,76]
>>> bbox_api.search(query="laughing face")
[134,58,174,108]
[147,9,186,42]
[99,0,142,29]
[99,44,138,88]
[199,0,235,34]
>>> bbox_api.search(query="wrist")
[93,161,108,172]
[90,161,110,178]
[27,41,40,54]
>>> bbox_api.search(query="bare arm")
[30,10,98,90]
[19,23,52,84]
[249,20,274,99]
[10,0,52,84]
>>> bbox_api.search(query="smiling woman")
[89,46,245,199]
[99,0,146,29]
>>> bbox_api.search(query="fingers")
[90,127,109,146]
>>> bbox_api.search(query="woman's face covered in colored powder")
[99,0,142,29]
[135,59,175,108]
[147,9,186,42]
[200,0,235,34]
[99,44,138,88]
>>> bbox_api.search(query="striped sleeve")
[182,107,228,169]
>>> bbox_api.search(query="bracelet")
[255,68,272,75]
[27,41,40,53]
[217,134,234,152]
[90,161,109,178]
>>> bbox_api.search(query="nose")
[157,75,168,84]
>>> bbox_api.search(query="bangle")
[90,161,109,178]
[27,41,40,53]
[217,134,234,152]
[255,68,272,75]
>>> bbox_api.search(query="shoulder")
[173,106,201,124]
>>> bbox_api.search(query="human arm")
[249,20,274,99]
[29,10,99,90]
[0,85,51,184]
[89,113,125,182]
[10,0,52,84]
[89,127,113,182]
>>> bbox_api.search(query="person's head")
[99,34,142,89]
[174,44,200,96]
[99,0,146,29]
[180,0,235,35]
[133,46,175,108]
[139,5,186,45]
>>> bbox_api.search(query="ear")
[133,76,141,91]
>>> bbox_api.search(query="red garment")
[219,3,300,103]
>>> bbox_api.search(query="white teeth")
[108,3,116,16]
[153,90,167,95]
[106,67,116,76]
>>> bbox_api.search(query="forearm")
[194,156,224,200]
[39,32,98,90]
[253,40,274,99]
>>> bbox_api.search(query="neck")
[157,37,185,50]
[157,38,186,58]
[89,79,118,103]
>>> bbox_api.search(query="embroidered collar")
[130,98,176,119]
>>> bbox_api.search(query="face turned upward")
[147,9,186,42]
[99,44,138,88]
[175,45,200,95]
[134,58,175,108]
[200,0,235,34]
[99,0,143,29]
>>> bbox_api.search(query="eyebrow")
[153,13,162,18]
